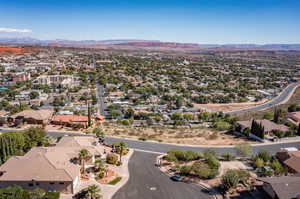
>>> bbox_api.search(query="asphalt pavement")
[226,82,300,114]
[112,151,213,199]
[106,136,300,155]
[1,129,299,155]
[96,84,107,116]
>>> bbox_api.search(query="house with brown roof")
[260,176,300,199]
[0,136,102,194]
[236,119,289,141]
[10,109,53,125]
[237,119,289,133]
[276,148,300,173]
[51,114,89,128]
[286,111,300,125]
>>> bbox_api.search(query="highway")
[226,82,300,115]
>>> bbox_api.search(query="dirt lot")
[193,99,268,113]
[102,122,255,146]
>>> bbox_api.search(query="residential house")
[51,114,89,128]
[276,148,300,173]
[10,109,53,125]
[259,176,300,199]
[237,119,289,139]
[286,112,300,125]
[0,136,102,194]
[12,72,31,82]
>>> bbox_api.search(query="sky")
[0,0,299,44]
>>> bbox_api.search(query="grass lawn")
[108,176,122,185]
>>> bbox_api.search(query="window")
[59,182,64,185]
[28,183,34,187]
[36,182,40,186]
[50,182,55,185]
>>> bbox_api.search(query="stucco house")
[9,109,53,125]
[0,136,102,194]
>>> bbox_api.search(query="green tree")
[87,184,102,199]
[79,149,91,174]
[93,127,105,141]
[29,91,39,100]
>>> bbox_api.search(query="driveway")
[112,151,213,199]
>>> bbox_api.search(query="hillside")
[0,46,33,56]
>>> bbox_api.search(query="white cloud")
[0,28,32,33]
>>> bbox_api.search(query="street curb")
[108,149,134,199]
[156,156,222,199]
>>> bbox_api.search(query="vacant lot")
[102,122,255,146]
[194,99,267,113]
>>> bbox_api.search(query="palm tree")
[87,184,102,199]
[117,142,126,163]
[79,149,90,174]
[94,159,108,176]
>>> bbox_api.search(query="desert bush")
[106,153,118,165]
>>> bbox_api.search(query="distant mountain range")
[0,37,300,51]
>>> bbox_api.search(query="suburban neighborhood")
[0,3,300,197]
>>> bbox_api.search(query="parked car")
[170,175,182,182]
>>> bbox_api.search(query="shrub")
[106,153,118,165]
[213,121,231,131]
[243,127,251,136]
[206,155,220,169]
[270,160,284,175]
[167,149,186,161]
[116,161,122,166]
[96,172,105,180]
[272,130,285,138]
[180,165,192,175]
[185,150,203,161]
[192,162,213,179]
[164,153,178,162]
[221,170,240,190]
[43,192,60,199]
[222,152,235,161]
[261,167,274,177]
[221,169,250,191]
[255,158,264,168]
[257,150,272,162]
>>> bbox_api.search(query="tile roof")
[11,109,53,121]
[260,176,300,199]
[237,119,289,132]
[0,136,100,182]
[51,114,88,123]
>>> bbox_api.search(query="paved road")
[112,151,213,199]
[106,136,300,155]
[226,82,300,115]
[96,84,107,116]
[2,129,300,155]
